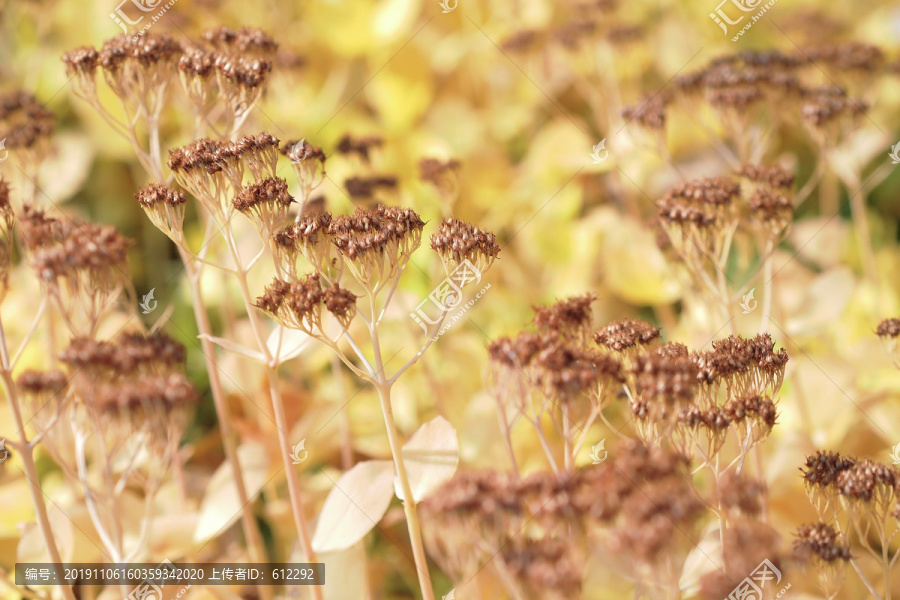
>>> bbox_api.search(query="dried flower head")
[593,319,661,353]
[876,318,900,367]
[794,523,850,563]
[430,217,500,275]
[273,212,335,278]
[328,206,425,285]
[532,341,623,402]
[202,26,278,58]
[0,91,56,169]
[336,134,384,163]
[256,273,357,332]
[419,158,461,201]
[344,176,398,204]
[234,177,294,236]
[533,294,596,342]
[135,183,187,239]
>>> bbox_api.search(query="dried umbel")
[794,523,850,563]
[0,91,56,170]
[336,134,383,163]
[135,183,187,239]
[328,206,426,285]
[26,219,131,334]
[532,341,623,407]
[17,369,69,436]
[420,470,523,579]
[794,522,849,600]
[168,132,280,211]
[430,216,501,276]
[233,177,294,237]
[631,349,698,430]
[202,26,278,59]
[66,34,181,111]
[877,317,900,367]
[694,333,789,401]
[593,319,660,358]
[657,177,740,266]
[533,294,596,343]
[273,212,336,279]
[93,372,196,428]
[344,176,398,204]
[59,332,187,380]
[500,538,583,600]
[419,158,461,201]
[718,471,766,517]
[800,87,868,145]
[256,273,357,333]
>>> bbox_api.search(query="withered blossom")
[793,523,850,563]
[336,134,383,163]
[430,216,501,275]
[593,319,660,353]
[135,183,187,238]
[532,294,596,342]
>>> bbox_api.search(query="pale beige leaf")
[394,416,459,502]
[193,443,269,544]
[312,460,394,553]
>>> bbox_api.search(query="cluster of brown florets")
[256,272,358,332]
[17,208,132,333]
[499,0,639,58]
[64,28,277,129]
[625,46,879,148]
[135,182,187,239]
[421,441,704,597]
[430,217,501,275]
[488,297,626,464]
[877,317,900,367]
[802,451,900,516]
[19,331,196,463]
[0,91,56,169]
[168,132,280,203]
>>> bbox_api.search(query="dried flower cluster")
[422,441,714,599]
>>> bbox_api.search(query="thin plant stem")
[374,381,435,600]
[0,317,76,600]
[181,258,271,592]
[760,239,774,333]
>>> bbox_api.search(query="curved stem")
[0,318,76,600]
[374,381,435,600]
